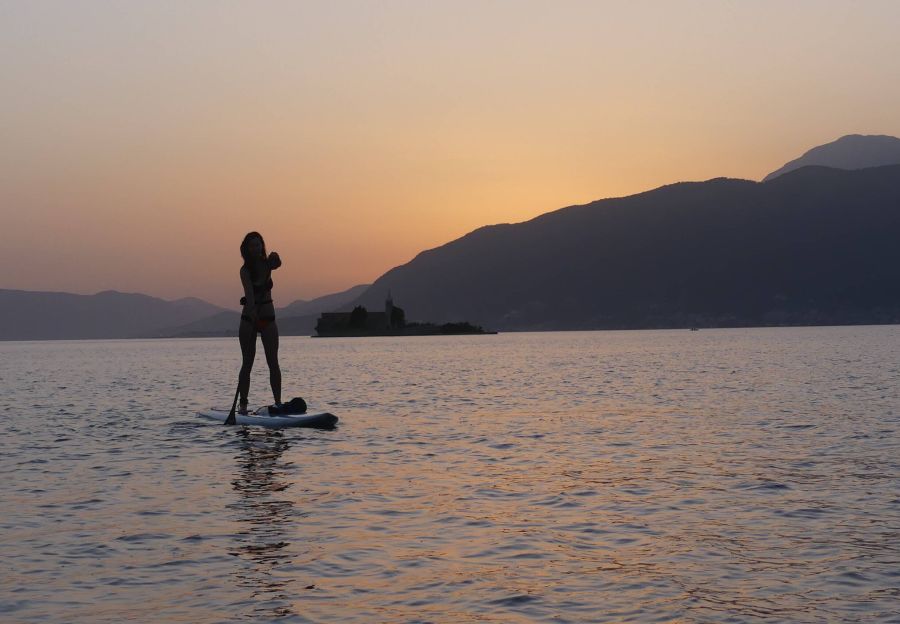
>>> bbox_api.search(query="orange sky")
[2,1,900,307]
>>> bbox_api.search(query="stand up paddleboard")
[198,406,338,428]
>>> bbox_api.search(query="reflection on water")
[230,428,298,619]
[1,328,899,622]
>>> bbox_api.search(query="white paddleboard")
[197,406,338,428]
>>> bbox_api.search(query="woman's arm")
[268,252,282,271]
[240,267,256,313]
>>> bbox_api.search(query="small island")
[314,293,495,337]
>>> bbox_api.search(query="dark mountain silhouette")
[276,314,321,337]
[764,134,900,181]
[10,158,900,338]
[0,283,369,340]
[279,284,369,317]
[0,290,226,340]
[144,310,322,338]
[139,310,241,338]
[351,165,900,331]
[149,284,370,338]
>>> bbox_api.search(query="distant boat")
[690,327,699,331]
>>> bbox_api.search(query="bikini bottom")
[241,315,276,333]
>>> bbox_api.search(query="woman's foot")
[238,401,249,415]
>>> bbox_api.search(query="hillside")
[0,290,226,340]
[352,165,900,330]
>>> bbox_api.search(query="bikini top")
[252,272,274,297]
[240,260,274,306]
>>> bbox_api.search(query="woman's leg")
[238,319,257,410]
[260,320,282,405]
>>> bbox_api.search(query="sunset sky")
[2,1,900,307]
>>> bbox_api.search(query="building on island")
[315,292,405,336]
[314,291,491,337]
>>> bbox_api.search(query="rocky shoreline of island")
[313,320,495,338]
[313,296,495,337]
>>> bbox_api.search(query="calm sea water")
[2,328,899,623]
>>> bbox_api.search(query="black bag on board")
[267,397,308,415]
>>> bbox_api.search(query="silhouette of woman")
[238,232,282,414]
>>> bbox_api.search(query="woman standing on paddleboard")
[238,232,282,414]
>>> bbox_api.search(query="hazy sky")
[2,1,899,307]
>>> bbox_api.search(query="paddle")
[224,383,240,426]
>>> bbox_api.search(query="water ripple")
[2,329,900,622]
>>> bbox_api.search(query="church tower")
[385,290,394,329]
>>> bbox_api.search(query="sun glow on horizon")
[2,1,900,306]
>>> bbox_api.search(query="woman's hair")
[240,232,267,264]
[240,232,269,281]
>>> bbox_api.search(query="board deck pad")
[197,406,338,428]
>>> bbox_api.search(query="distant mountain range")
[278,284,369,317]
[0,290,227,340]
[146,283,370,338]
[7,136,900,339]
[352,164,900,330]
[764,134,900,181]
[0,284,372,340]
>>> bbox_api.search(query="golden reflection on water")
[2,329,900,622]
[229,428,299,620]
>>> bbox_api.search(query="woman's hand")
[268,251,282,270]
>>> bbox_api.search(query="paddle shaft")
[223,383,240,425]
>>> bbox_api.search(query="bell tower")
[385,290,394,328]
